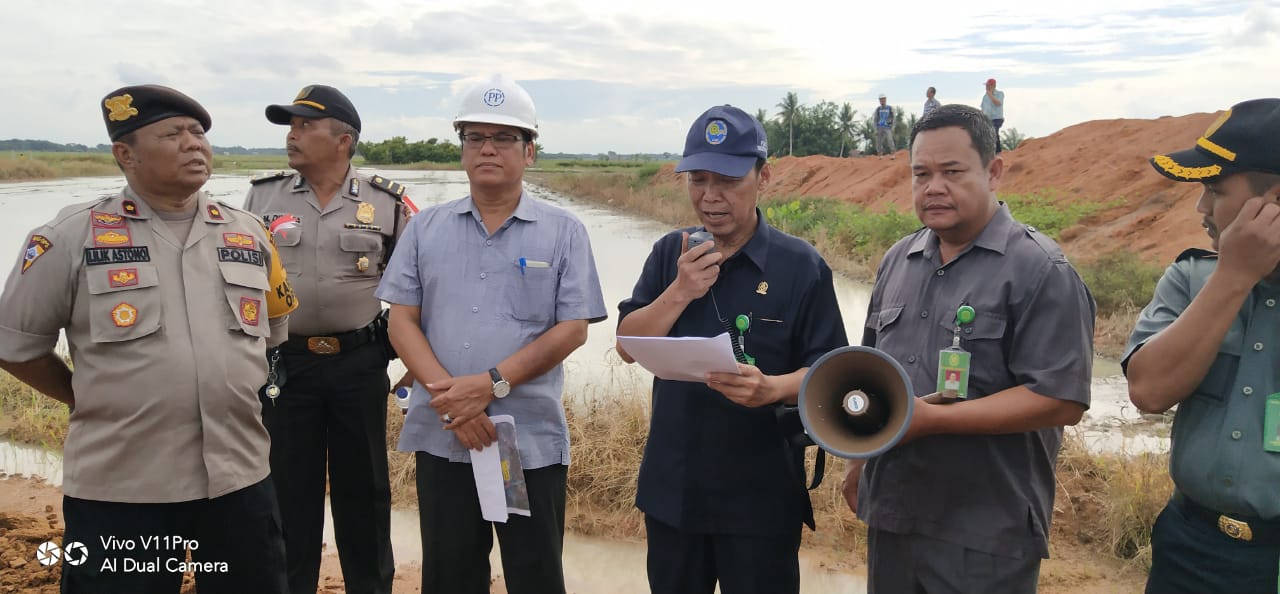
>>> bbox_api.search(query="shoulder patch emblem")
[122,200,140,217]
[111,302,138,327]
[249,171,291,185]
[21,235,52,274]
[207,204,224,221]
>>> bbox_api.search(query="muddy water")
[0,171,1164,457]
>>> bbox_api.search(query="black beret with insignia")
[266,85,362,133]
[102,84,212,141]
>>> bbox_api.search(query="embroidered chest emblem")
[108,268,138,288]
[240,297,261,326]
[356,202,375,224]
[756,281,769,295]
[111,302,138,327]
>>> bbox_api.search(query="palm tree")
[837,102,857,157]
[755,108,769,124]
[775,92,800,156]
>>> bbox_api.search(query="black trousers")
[414,452,567,594]
[261,341,393,594]
[60,477,287,594]
[866,527,1039,594]
[1145,498,1280,594]
[644,514,802,594]
[990,118,1005,152]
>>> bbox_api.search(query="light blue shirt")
[981,89,1005,120]
[375,192,607,468]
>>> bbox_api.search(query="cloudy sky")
[3,0,1276,154]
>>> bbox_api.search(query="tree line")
[760,92,1027,158]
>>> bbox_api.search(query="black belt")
[1174,492,1280,546]
[282,324,376,356]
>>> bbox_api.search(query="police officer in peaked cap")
[243,83,411,594]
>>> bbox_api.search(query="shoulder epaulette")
[1175,247,1218,263]
[250,171,291,185]
[368,175,406,201]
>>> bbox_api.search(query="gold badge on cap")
[356,202,375,224]
[756,281,769,295]
[104,94,139,122]
[356,256,370,272]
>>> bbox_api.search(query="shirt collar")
[452,190,540,222]
[722,208,771,271]
[907,202,1014,259]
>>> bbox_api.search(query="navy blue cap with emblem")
[101,84,212,141]
[266,85,362,133]
[675,105,768,178]
[1151,98,1280,182]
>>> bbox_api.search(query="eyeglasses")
[459,132,523,149]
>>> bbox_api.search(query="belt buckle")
[1217,515,1254,542]
[307,336,340,355]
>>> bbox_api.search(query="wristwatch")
[489,367,511,399]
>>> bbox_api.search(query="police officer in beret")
[1126,98,1280,593]
[0,84,293,592]
[243,84,409,594]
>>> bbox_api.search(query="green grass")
[1001,190,1121,240]
[530,159,673,174]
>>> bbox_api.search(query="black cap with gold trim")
[1151,98,1280,182]
[101,84,212,141]
[266,85,361,132]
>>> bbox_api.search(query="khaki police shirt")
[0,187,291,503]
[244,166,407,336]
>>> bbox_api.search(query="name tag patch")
[217,247,264,266]
[85,246,150,266]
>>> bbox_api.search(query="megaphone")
[798,346,915,459]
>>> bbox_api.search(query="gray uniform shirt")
[0,188,288,503]
[244,166,407,335]
[375,193,607,469]
[1123,250,1280,519]
[858,205,1095,559]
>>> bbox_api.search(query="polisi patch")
[91,211,126,228]
[705,119,728,145]
[108,267,139,288]
[21,235,52,274]
[222,232,256,249]
[240,297,261,326]
[111,302,138,327]
[217,247,264,267]
[94,228,132,247]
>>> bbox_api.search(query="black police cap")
[1152,98,1280,182]
[265,85,362,132]
[101,84,212,141]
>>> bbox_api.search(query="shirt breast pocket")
[869,305,905,340]
[506,264,557,323]
[943,313,1008,390]
[339,231,383,277]
[219,261,271,338]
[86,264,163,343]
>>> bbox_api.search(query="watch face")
[493,381,511,399]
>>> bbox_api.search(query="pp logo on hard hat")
[483,89,505,107]
[705,120,728,145]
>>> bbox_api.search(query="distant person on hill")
[376,74,607,594]
[874,94,896,156]
[923,87,941,118]
[0,85,293,592]
[845,104,1095,594]
[243,84,410,594]
[981,78,1005,152]
[616,104,848,594]
[1124,98,1280,594]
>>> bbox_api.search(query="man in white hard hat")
[376,74,608,594]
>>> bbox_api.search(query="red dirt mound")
[651,111,1223,265]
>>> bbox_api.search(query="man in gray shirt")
[375,74,607,594]
[844,104,1095,593]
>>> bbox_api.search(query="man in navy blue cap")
[616,105,848,593]
[1125,98,1280,593]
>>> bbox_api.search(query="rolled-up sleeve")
[0,227,72,362]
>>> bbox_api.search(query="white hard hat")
[454,74,538,139]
